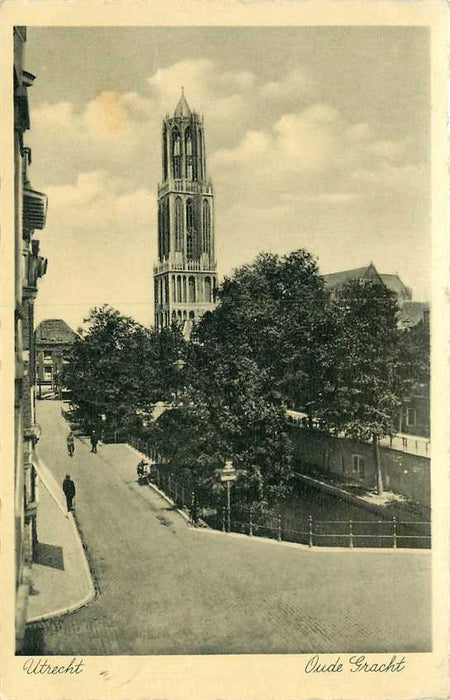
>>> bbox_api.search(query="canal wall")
[289,426,430,508]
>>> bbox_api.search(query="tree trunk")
[373,434,383,495]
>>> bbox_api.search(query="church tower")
[153,89,217,331]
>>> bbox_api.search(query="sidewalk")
[26,456,95,623]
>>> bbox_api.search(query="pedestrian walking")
[90,430,98,453]
[66,430,75,457]
[62,474,76,512]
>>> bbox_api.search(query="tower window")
[198,128,203,180]
[185,126,193,180]
[175,197,183,252]
[202,199,211,255]
[177,275,182,303]
[188,276,196,303]
[162,124,168,181]
[205,277,212,303]
[186,199,195,260]
[172,127,182,179]
[163,198,170,256]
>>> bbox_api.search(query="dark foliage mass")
[65,250,429,504]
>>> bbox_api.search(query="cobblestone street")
[23,401,431,655]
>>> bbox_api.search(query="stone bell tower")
[153,88,217,331]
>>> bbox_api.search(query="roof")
[174,88,191,118]
[398,301,429,328]
[35,319,78,345]
[323,264,382,289]
[380,273,411,299]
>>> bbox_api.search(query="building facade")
[153,90,217,331]
[14,26,48,651]
[35,319,78,399]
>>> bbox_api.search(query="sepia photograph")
[2,3,448,699]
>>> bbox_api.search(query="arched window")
[163,198,170,256]
[202,199,211,255]
[158,204,162,259]
[189,311,195,319]
[154,279,159,304]
[188,276,196,303]
[172,275,176,302]
[177,310,182,319]
[182,276,187,303]
[175,197,183,252]
[177,276,182,303]
[162,124,168,181]
[183,310,187,319]
[185,127,193,180]
[186,199,195,260]
[165,277,169,306]
[198,128,203,180]
[204,277,212,303]
[172,127,181,179]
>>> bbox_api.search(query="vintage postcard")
[0,1,448,699]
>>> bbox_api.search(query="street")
[24,401,431,655]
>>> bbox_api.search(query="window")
[186,199,195,260]
[188,276,196,303]
[352,454,364,478]
[185,127,193,180]
[177,276,182,303]
[202,199,211,255]
[204,277,212,303]
[197,128,203,179]
[162,124,168,181]
[406,408,417,427]
[175,198,183,252]
[172,127,181,179]
[164,199,170,256]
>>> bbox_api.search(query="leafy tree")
[153,335,294,509]
[195,249,328,414]
[316,280,403,494]
[65,306,185,435]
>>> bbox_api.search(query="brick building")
[35,319,78,399]
[14,27,48,651]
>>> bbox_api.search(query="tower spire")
[174,87,191,118]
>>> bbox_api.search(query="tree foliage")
[65,305,185,434]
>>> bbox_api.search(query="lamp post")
[219,459,237,533]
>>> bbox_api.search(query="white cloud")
[259,67,315,104]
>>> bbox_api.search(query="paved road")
[25,401,431,655]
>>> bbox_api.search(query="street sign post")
[219,460,237,532]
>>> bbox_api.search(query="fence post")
[156,468,160,488]
[168,475,172,498]
[308,515,313,548]
[277,514,282,542]
[181,486,185,507]
[392,517,397,549]
[222,507,226,532]
[349,520,354,549]
[249,507,253,536]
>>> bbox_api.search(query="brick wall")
[289,426,430,508]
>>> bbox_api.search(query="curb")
[191,526,432,554]
[26,458,96,624]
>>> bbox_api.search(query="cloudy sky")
[26,26,430,331]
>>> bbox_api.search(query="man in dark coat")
[62,474,76,511]
[90,430,98,453]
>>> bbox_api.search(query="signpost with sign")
[219,460,237,532]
